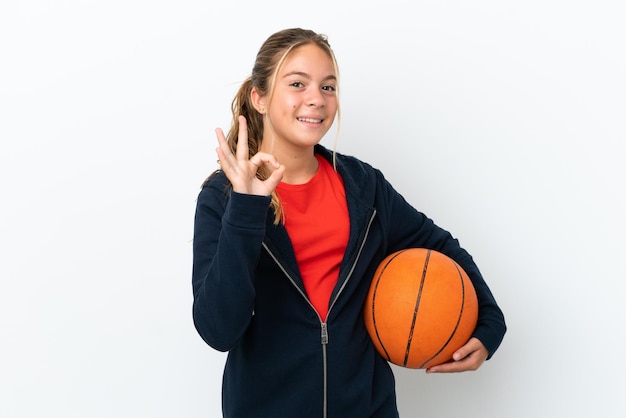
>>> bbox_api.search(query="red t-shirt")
[276,154,350,321]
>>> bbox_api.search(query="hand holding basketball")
[425,337,488,373]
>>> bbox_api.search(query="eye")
[322,85,336,92]
[290,81,304,88]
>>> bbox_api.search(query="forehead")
[278,43,336,76]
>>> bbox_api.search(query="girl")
[192,28,506,418]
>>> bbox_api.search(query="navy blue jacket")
[192,145,506,418]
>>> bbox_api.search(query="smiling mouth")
[297,117,323,123]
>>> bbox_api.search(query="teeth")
[298,117,322,123]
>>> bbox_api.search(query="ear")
[250,87,266,114]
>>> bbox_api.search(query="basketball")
[363,248,478,369]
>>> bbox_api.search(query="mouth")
[297,117,323,124]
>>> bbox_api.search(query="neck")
[262,143,319,185]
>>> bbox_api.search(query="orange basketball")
[363,248,478,369]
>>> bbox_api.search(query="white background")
[1,1,625,417]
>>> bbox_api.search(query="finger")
[236,115,250,161]
[426,360,468,374]
[264,164,286,191]
[452,346,471,362]
[215,127,235,163]
[452,337,484,361]
[425,354,476,373]
[249,151,282,169]
[425,345,487,374]
[248,152,284,191]
[216,147,228,169]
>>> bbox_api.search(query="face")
[259,43,338,152]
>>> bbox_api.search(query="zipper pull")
[321,323,329,345]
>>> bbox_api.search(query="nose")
[306,87,325,107]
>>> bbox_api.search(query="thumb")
[265,163,285,190]
[452,348,468,361]
[452,337,480,361]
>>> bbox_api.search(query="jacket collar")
[263,145,377,295]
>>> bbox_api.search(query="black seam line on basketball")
[372,250,407,363]
[403,249,430,367]
[418,260,466,369]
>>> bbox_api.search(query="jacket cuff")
[223,192,272,228]
[472,322,507,360]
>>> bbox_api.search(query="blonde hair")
[226,28,341,224]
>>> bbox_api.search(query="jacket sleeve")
[191,179,271,351]
[377,171,507,359]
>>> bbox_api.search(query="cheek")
[281,94,299,110]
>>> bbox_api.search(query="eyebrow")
[282,71,337,82]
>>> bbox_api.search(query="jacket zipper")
[262,209,377,418]
[321,322,329,417]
